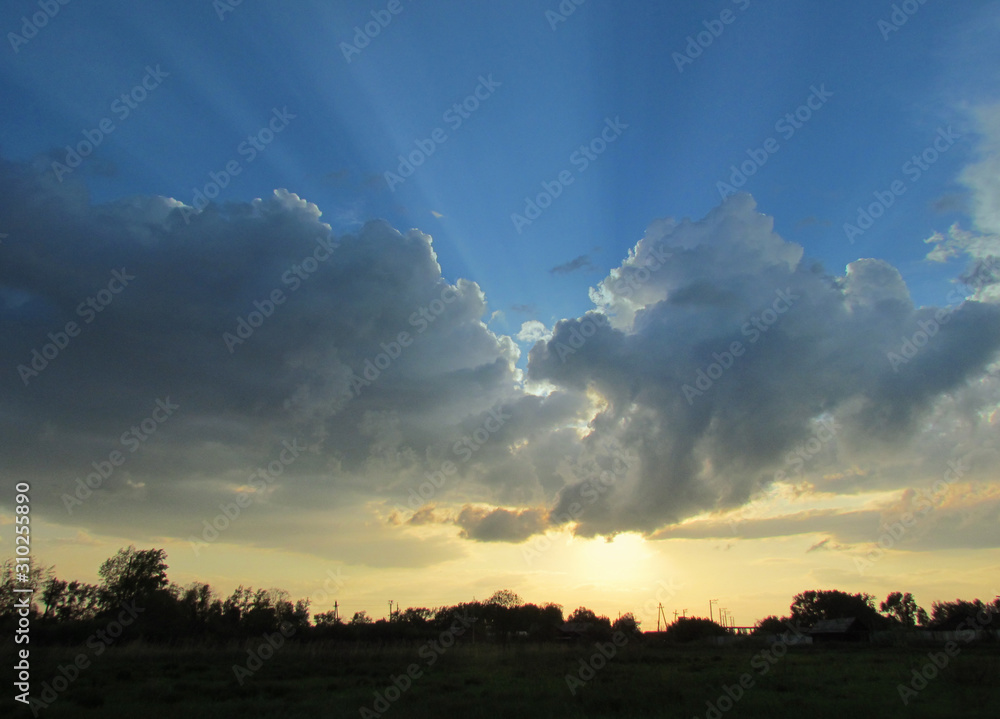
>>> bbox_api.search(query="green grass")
[6,641,999,718]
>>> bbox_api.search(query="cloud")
[3,151,999,561]
[550,254,596,275]
[528,193,1000,539]
[931,192,969,214]
[455,506,548,542]
[960,103,1000,235]
[517,320,551,344]
[924,106,1000,301]
[0,154,531,564]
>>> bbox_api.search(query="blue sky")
[3,1,1000,622]
[4,0,996,332]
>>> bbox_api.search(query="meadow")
[7,639,999,718]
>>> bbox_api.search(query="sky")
[1,0,1000,629]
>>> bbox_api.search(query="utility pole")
[709,599,718,624]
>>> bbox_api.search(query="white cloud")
[517,320,551,344]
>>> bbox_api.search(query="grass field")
[7,640,1000,718]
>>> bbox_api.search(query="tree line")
[2,547,996,646]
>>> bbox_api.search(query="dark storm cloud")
[0,154,533,558]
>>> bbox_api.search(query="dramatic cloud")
[3,149,999,563]
[0,155,541,561]
[528,193,1000,540]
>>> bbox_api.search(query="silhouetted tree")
[752,615,791,635]
[486,589,523,608]
[41,578,100,623]
[789,590,885,629]
[400,607,433,625]
[929,598,998,631]
[98,546,168,608]
[566,607,613,639]
[879,592,928,627]
[313,610,342,627]
[665,616,727,642]
[612,612,642,637]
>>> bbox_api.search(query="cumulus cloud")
[0,154,536,562]
[517,320,551,344]
[528,193,1000,539]
[3,150,999,563]
[925,105,1000,301]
